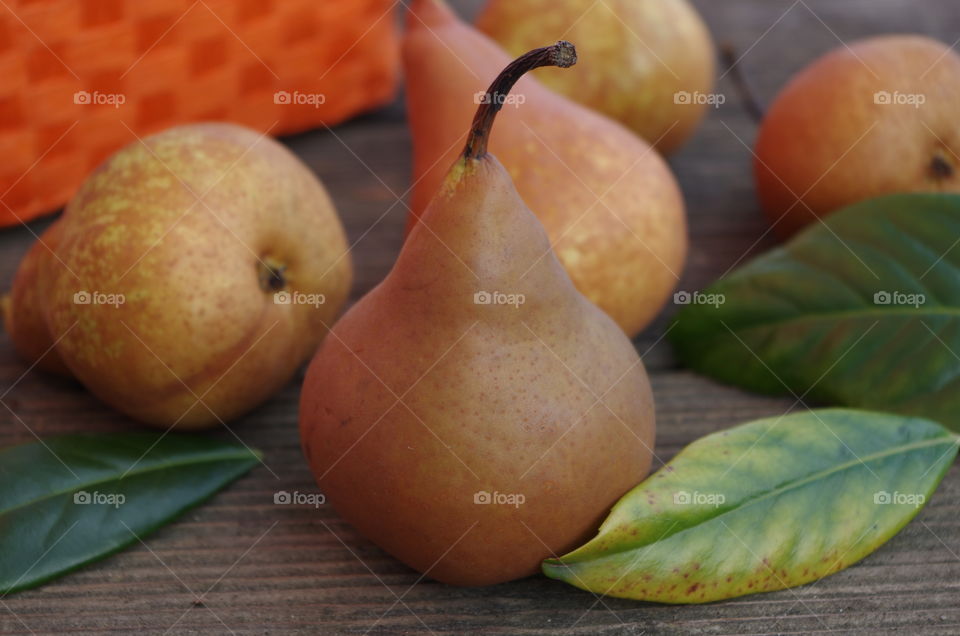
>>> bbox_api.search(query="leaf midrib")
[571,434,958,561]
[0,450,257,518]
[717,305,960,335]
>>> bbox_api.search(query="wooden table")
[2,0,959,633]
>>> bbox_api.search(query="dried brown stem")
[720,42,766,123]
[463,41,577,160]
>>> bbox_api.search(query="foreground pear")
[404,0,686,338]
[300,43,655,586]
[4,123,352,428]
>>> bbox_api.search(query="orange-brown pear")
[300,43,655,586]
[403,0,687,338]
[755,35,960,237]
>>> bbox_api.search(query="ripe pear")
[3,221,70,376]
[755,35,960,237]
[5,123,352,429]
[404,0,687,338]
[300,42,655,586]
[477,0,716,154]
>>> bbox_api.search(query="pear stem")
[720,42,765,123]
[462,41,577,160]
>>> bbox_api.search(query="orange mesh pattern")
[0,0,400,227]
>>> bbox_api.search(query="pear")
[3,221,70,376]
[477,0,716,154]
[755,35,960,236]
[300,42,655,586]
[403,0,687,339]
[5,123,352,429]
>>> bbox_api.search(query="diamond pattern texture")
[0,0,400,226]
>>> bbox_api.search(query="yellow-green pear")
[477,0,716,153]
[5,123,352,429]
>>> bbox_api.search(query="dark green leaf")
[0,432,260,594]
[543,409,958,603]
[669,193,960,430]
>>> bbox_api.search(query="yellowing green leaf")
[542,409,958,603]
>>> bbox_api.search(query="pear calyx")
[258,259,288,292]
[463,41,578,160]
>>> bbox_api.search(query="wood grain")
[2,0,959,633]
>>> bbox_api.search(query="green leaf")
[669,193,960,431]
[542,409,958,603]
[0,432,261,595]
